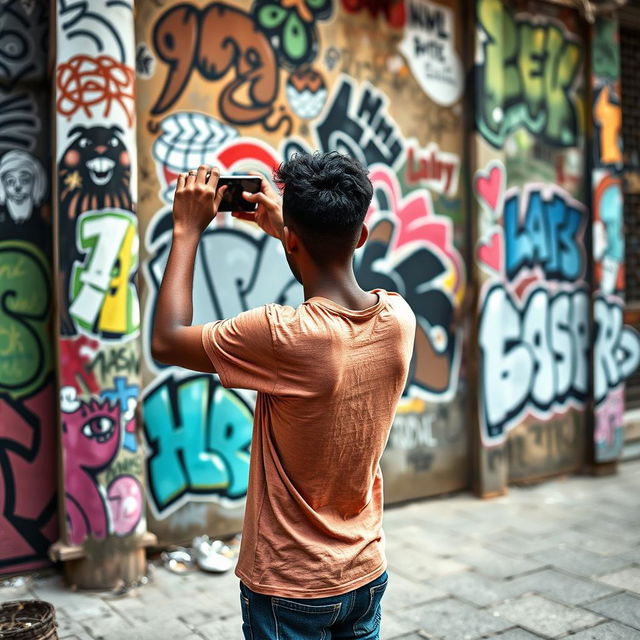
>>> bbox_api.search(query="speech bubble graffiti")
[399,0,463,106]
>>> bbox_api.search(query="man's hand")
[231,175,284,240]
[173,165,227,236]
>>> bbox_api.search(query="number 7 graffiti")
[69,210,139,340]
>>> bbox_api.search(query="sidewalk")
[2,460,640,640]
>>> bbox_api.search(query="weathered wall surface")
[54,0,146,549]
[135,0,469,544]
[473,0,640,493]
[474,0,589,491]
[591,14,635,462]
[0,0,58,575]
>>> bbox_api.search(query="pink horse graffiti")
[62,399,120,545]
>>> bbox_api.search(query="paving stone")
[197,616,251,640]
[509,568,620,605]
[586,593,640,630]
[401,597,511,640]
[430,571,525,607]
[486,629,543,639]
[386,543,469,581]
[387,634,429,640]
[569,621,640,639]
[55,614,87,638]
[487,530,567,556]
[86,616,196,640]
[0,577,36,602]
[531,547,632,578]
[456,547,544,579]
[620,547,640,565]
[597,568,640,595]
[533,528,636,557]
[492,594,604,637]
[29,576,113,620]
[381,609,423,639]
[383,571,446,611]
[573,519,640,547]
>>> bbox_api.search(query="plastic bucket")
[0,600,57,639]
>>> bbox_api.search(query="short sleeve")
[202,305,278,393]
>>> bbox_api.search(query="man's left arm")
[150,165,226,372]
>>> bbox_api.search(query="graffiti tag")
[476,0,582,148]
[143,374,253,518]
[70,210,139,340]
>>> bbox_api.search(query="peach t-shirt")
[202,288,416,598]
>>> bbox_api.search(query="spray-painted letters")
[143,374,253,518]
[476,0,582,148]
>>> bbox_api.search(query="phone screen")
[217,176,261,212]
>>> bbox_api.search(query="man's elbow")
[151,335,174,365]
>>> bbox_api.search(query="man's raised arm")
[150,165,226,372]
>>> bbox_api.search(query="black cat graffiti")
[57,125,133,336]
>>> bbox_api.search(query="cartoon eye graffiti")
[81,416,116,443]
[0,32,27,60]
[109,137,119,147]
[79,138,90,149]
[252,0,333,70]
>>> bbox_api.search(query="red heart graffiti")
[475,164,504,213]
[476,231,503,273]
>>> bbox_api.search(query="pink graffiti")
[0,382,58,573]
[476,231,503,273]
[475,161,505,214]
[366,167,464,297]
[107,475,143,536]
[595,386,624,446]
[63,399,120,545]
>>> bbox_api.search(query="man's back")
[203,288,416,597]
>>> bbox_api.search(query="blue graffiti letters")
[504,188,585,281]
[143,374,253,516]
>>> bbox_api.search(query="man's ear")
[356,223,369,249]
[283,225,298,254]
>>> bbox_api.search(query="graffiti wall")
[474,0,587,492]
[0,0,58,575]
[55,0,146,548]
[135,0,469,543]
[591,15,636,462]
[473,0,640,492]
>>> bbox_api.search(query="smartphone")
[215,175,261,212]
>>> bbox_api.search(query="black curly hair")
[274,151,373,263]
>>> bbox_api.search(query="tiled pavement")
[2,460,640,639]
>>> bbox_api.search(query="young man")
[152,152,416,639]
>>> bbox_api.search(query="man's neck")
[302,264,378,311]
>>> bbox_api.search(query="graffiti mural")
[0,243,56,573]
[591,15,627,462]
[56,0,145,549]
[151,2,290,133]
[136,0,468,539]
[475,161,640,447]
[143,374,253,518]
[399,0,463,106]
[69,210,139,340]
[475,0,582,148]
[0,0,57,575]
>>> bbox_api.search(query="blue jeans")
[239,571,388,639]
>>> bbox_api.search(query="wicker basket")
[0,600,57,639]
